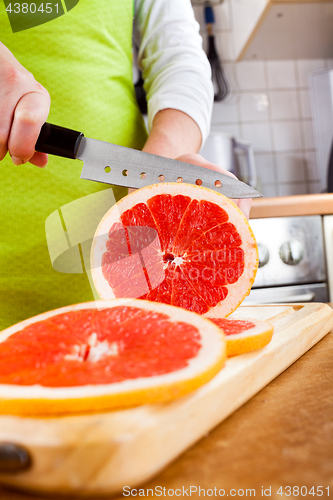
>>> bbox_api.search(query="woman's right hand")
[0,42,50,167]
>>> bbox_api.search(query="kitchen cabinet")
[231,0,333,61]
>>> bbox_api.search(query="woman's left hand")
[176,153,252,220]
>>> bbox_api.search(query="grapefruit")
[91,183,258,317]
[0,299,226,416]
[206,317,274,357]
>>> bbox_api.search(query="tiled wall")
[193,1,333,197]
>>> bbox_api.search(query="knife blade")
[36,123,262,199]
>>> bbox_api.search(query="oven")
[244,215,329,304]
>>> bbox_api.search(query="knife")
[36,123,262,199]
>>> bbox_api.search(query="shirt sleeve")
[133,0,214,146]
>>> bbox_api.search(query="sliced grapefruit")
[0,299,226,416]
[206,317,274,357]
[91,183,258,317]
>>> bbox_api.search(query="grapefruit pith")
[0,299,226,416]
[206,317,274,356]
[91,183,258,317]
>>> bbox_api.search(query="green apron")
[0,0,148,330]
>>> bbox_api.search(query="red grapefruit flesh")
[91,183,258,317]
[206,317,274,356]
[0,300,226,416]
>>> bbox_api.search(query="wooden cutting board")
[0,303,332,497]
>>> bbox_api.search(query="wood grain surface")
[250,194,333,219]
[0,304,332,498]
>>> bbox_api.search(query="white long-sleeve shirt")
[134,0,214,145]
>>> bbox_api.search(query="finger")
[237,198,252,220]
[176,153,253,218]
[0,127,9,162]
[8,91,50,163]
[11,151,48,167]
[177,154,252,220]
[0,103,15,161]
[28,151,48,168]
[0,60,21,160]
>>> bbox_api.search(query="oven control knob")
[279,240,304,266]
[258,243,269,268]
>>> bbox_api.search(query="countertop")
[1,309,332,499]
[250,193,333,219]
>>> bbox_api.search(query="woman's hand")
[176,153,252,220]
[0,42,50,167]
[142,110,252,220]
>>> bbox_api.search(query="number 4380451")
[6,3,59,14]
[277,486,330,496]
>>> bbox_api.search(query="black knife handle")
[36,122,84,159]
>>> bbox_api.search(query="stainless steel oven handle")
[258,292,315,304]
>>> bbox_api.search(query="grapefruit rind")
[91,183,259,317]
[0,299,226,417]
[206,317,274,357]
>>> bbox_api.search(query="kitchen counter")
[1,308,332,499]
[250,193,333,219]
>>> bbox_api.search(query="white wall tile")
[299,89,312,119]
[272,122,302,151]
[254,154,276,184]
[308,181,324,194]
[270,90,299,120]
[219,62,238,90]
[304,150,320,181]
[261,184,278,198]
[241,123,272,152]
[211,93,239,124]
[278,183,308,196]
[301,120,316,150]
[235,61,267,90]
[296,59,325,88]
[239,92,270,122]
[211,123,241,138]
[193,8,327,197]
[214,31,236,62]
[267,61,297,89]
[275,153,305,183]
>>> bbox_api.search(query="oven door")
[244,283,329,305]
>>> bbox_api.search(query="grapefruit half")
[0,299,226,416]
[91,183,258,317]
[206,317,274,356]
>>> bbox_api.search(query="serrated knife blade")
[36,123,262,199]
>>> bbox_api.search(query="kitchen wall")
[193,0,333,197]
